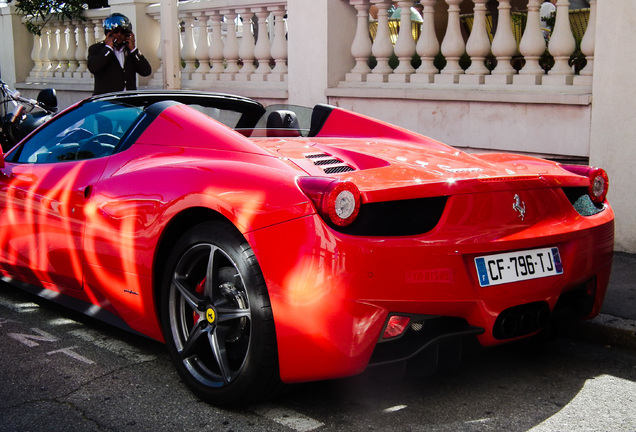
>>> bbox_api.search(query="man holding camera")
[87,13,152,95]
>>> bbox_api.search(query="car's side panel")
[246,215,389,382]
[78,142,312,338]
[0,158,109,290]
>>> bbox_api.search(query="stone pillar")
[0,3,34,86]
[589,0,636,253]
[287,0,356,105]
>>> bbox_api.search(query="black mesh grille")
[324,166,355,174]
[304,152,355,174]
[562,187,604,216]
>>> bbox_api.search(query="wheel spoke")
[208,330,232,384]
[173,275,202,311]
[216,307,251,323]
[204,245,220,300]
[178,323,207,360]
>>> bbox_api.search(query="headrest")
[266,110,301,137]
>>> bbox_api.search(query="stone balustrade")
[145,0,288,96]
[344,0,595,87]
[25,9,109,87]
[20,1,289,97]
[16,0,594,96]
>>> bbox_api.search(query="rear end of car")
[248,146,614,383]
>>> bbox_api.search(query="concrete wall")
[590,0,636,253]
[328,93,592,160]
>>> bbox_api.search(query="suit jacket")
[87,42,152,95]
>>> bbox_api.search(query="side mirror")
[37,88,58,111]
[0,152,5,169]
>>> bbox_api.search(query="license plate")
[474,247,563,287]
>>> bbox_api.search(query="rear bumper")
[248,205,614,383]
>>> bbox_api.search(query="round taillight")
[588,168,609,204]
[325,181,360,226]
[297,177,361,227]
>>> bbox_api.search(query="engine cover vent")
[304,152,355,174]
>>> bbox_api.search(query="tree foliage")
[8,0,108,36]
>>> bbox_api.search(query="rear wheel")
[160,221,280,405]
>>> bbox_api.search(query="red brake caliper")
[194,279,206,323]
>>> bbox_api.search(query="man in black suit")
[87,13,152,95]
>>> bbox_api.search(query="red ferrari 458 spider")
[0,91,614,405]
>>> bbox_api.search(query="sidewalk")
[563,252,636,350]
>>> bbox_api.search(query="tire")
[160,221,281,405]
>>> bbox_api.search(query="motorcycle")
[1,79,58,153]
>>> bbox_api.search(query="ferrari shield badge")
[206,308,216,324]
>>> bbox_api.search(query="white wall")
[590,0,636,253]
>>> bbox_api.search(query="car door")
[0,101,139,291]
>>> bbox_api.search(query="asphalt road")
[1,281,635,432]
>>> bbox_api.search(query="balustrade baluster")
[268,6,288,81]
[192,12,210,80]
[486,0,516,84]
[545,0,575,84]
[346,0,372,82]
[75,22,88,78]
[390,0,417,81]
[56,23,69,77]
[48,24,60,78]
[237,10,257,79]
[207,11,224,80]
[461,0,490,83]
[85,21,98,79]
[515,0,545,84]
[94,19,104,42]
[436,0,465,84]
[40,26,52,78]
[221,10,241,79]
[253,9,273,80]
[29,34,42,80]
[369,0,394,82]
[147,13,164,87]
[575,0,595,85]
[181,15,197,79]
[413,0,439,83]
[65,22,79,76]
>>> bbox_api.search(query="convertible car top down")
[0,91,614,405]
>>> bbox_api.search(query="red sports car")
[0,91,614,405]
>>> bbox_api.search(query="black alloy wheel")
[160,221,280,405]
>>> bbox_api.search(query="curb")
[561,313,636,350]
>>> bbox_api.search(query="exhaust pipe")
[499,313,518,339]
[493,302,551,340]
